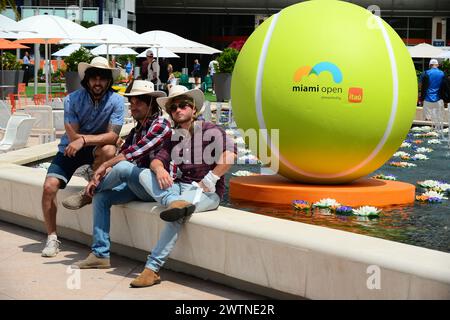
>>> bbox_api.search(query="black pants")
[22,64,31,86]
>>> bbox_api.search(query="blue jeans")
[92,161,154,258]
[91,161,220,273]
[138,168,220,271]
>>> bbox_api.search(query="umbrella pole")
[34,44,39,96]
[45,40,49,103]
[156,48,160,89]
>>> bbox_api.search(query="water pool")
[222,131,450,253]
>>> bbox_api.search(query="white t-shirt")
[208,60,218,76]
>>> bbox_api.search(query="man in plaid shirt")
[69,80,171,269]
[129,85,236,287]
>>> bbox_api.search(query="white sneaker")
[41,238,61,257]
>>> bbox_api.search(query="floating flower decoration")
[443,128,449,133]
[400,142,411,148]
[400,155,411,160]
[416,147,433,153]
[411,154,429,161]
[411,126,432,133]
[417,180,450,193]
[393,151,410,158]
[427,139,441,144]
[415,191,448,203]
[372,174,397,181]
[352,206,381,216]
[413,140,423,144]
[313,198,341,209]
[232,170,256,177]
[292,200,311,211]
[389,161,417,168]
[335,206,353,215]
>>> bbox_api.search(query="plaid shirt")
[120,114,171,168]
[154,121,236,199]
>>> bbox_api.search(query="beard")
[88,83,109,100]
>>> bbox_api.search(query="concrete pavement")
[0,220,264,300]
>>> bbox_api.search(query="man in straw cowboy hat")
[68,80,173,270]
[126,85,236,287]
[41,56,125,258]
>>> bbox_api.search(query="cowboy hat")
[78,56,120,80]
[123,80,166,98]
[156,85,205,116]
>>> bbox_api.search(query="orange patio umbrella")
[1,39,30,86]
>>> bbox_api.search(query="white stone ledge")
[0,163,449,299]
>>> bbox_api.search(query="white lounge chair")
[0,100,12,131]
[0,114,36,153]
[18,105,56,143]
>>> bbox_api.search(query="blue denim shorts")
[46,146,95,189]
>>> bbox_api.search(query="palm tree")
[0,0,20,21]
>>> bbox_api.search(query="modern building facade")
[134,0,450,49]
[3,0,136,29]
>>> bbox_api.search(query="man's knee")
[95,145,116,160]
[43,177,60,197]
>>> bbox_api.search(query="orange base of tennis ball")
[229,175,415,207]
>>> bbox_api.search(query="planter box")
[1,70,24,94]
[213,73,232,102]
[65,71,81,93]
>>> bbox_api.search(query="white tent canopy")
[408,43,445,58]
[52,43,81,57]
[139,30,221,54]
[86,24,150,46]
[91,44,138,56]
[137,47,180,58]
[12,15,102,101]
[439,50,450,59]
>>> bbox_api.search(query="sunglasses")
[169,100,194,113]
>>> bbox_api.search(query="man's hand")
[197,181,212,193]
[93,164,107,185]
[155,166,173,190]
[64,137,84,157]
[85,179,98,198]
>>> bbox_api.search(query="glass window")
[82,9,98,23]
[53,8,66,18]
[38,8,54,16]
[21,8,36,19]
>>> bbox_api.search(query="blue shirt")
[59,88,124,153]
[420,68,445,102]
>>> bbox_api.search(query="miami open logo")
[292,61,363,103]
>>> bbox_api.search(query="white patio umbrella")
[91,44,138,56]
[139,30,221,54]
[52,43,81,57]
[14,15,102,101]
[408,43,445,58]
[439,50,450,60]
[137,47,180,58]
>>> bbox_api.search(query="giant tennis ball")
[231,0,417,184]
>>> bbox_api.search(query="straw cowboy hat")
[156,85,205,116]
[123,80,166,98]
[78,56,120,80]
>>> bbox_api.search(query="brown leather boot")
[159,200,196,222]
[130,268,161,288]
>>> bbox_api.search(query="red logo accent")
[348,87,363,103]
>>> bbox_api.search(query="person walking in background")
[22,51,31,86]
[191,59,201,89]
[208,55,218,94]
[419,59,445,121]
[146,50,160,87]
[167,64,177,90]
